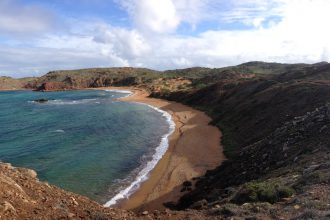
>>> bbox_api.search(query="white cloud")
[0,0,58,36]
[220,0,284,23]
[87,0,330,69]
[117,0,285,32]
[93,24,151,59]
[0,45,129,78]
[1,0,330,77]
[172,0,210,30]
[119,0,180,34]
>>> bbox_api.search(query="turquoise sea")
[0,90,173,205]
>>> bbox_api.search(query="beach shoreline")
[4,86,224,211]
[97,87,225,212]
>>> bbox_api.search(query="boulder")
[34,99,48,103]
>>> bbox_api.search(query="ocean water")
[0,90,173,205]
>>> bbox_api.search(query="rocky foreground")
[0,162,223,220]
[0,162,133,219]
[2,161,329,219]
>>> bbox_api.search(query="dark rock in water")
[34,98,49,103]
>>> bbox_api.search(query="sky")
[1,0,330,77]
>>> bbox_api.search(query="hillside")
[0,62,319,92]
[16,61,304,91]
[152,62,330,219]
[0,77,33,90]
[0,61,329,219]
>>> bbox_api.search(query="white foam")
[104,102,175,207]
[104,89,133,97]
[46,99,97,105]
[53,129,65,133]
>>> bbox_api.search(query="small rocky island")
[34,98,49,103]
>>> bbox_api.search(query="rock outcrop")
[34,99,49,103]
[37,82,71,91]
[0,162,136,219]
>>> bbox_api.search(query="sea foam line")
[29,98,98,105]
[104,100,175,207]
[104,89,133,97]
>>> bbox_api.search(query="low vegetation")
[232,181,295,204]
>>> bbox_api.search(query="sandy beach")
[99,87,225,211]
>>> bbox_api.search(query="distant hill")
[0,76,34,90]
[1,61,311,92]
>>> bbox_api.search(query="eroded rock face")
[37,82,71,91]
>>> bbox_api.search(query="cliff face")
[37,82,71,91]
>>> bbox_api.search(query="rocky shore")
[0,162,224,219]
[0,162,135,219]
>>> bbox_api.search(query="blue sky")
[25,0,130,26]
[1,0,330,77]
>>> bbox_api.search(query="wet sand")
[99,87,225,211]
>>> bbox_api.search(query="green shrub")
[232,181,294,204]
[277,185,295,198]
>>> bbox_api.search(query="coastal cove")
[0,88,225,211]
[1,61,329,219]
[0,89,172,204]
